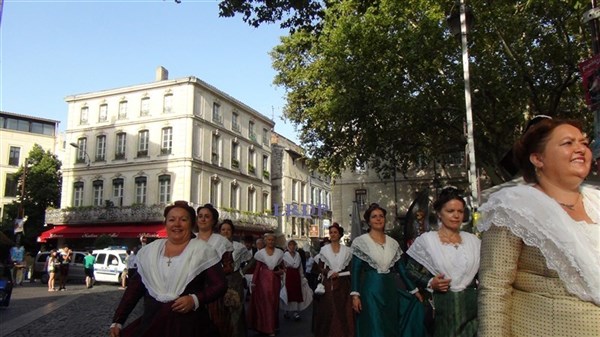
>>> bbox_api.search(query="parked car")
[34,251,86,284]
[92,247,127,284]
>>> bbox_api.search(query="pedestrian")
[110,200,226,337]
[313,223,354,337]
[58,244,72,291]
[9,242,25,285]
[478,117,600,336]
[84,250,95,289]
[406,187,480,337]
[196,204,234,337]
[120,250,129,290]
[351,203,424,337]
[219,219,252,337]
[281,240,308,320]
[247,233,284,337]
[46,249,58,291]
[127,246,138,280]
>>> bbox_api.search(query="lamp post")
[69,142,91,167]
[447,0,479,209]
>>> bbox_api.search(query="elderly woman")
[351,203,423,337]
[110,201,226,337]
[247,233,284,337]
[478,117,600,336]
[196,204,234,337]
[281,240,305,320]
[219,219,252,337]
[313,223,354,337]
[406,187,480,337]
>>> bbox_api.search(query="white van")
[92,247,127,284]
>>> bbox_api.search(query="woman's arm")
[112,272,146,325]
[404,257,434,290]
[395,259,422,300]
[194,263,227,305]
[478,225,522,337]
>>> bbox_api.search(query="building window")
[311,187,316,205]
[99,104,108,122]
[73,182,84,207]
[4,174,18,197]
[232,112,240,132]
[212,103,222,124]
[231,141,239,169]
[249,121,256,142]
[262,128,269,145]
[8,146,20,166]
[158,175,171,204]
[80,107,89,124]
[161,127,173,155]
[76,138,88,164]
[230,184,239,209]
[262,192,269,213]
[115,132,126,159]
[291,179,297,202]
[135,177,147,204]
[247,148,256,175]
[211,134,221,165]
[262,155,269,179]
[163,94,173,113]
[355,189,367,207]
[137,130,149,157]
[112,178,124,206]
[95,135,106,161]
[93,180,104,206]
[118,101,128,119]
[301,182,306,203]
[210,179,220,206]
[248,188,255,212]
[140,97,150,116]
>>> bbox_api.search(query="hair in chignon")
[328,222,344,236]
[163,200,197,225]
[219,219,235,233]
[433,187,465,212]
[363,203,387,223]
[196,203,220,226]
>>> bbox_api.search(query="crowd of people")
[108,115,598,337]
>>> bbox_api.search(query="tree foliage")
[220,0,595,184]
[2,144,62,243]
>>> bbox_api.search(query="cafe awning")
[38,224,166,242]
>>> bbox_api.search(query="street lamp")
[447,0,479,209]
[70,142,91,167]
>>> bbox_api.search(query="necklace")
[557,193,581,211]
[438,230,461,248]
[167,256,172,267]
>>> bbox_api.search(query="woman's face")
[329,227,341,242]
[368,209,386,232]
[197,208,215,232]
[438,199,465,232]
[220,223,233,240]
[534,124,591,183]
[165,207,193,244]
[287,241,297,252]
[265,235,276,248]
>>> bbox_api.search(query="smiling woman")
[109,201,227,337]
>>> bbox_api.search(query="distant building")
[44,67,277,247]
[270,132,332,248]
[0,111,60,220]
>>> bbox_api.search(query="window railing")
[232,159,239,169]
[212,114,223,125]
[232,122,240,132]
[249,133,257,142]
[212,153,220,165]
[137,150,148,157]
[161,148,172,155]
[263,170,270,179]
[248,164,256,174]
[115,153,126,160]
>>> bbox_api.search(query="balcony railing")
[45,204,164,225]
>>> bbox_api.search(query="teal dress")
[351,234,426,337]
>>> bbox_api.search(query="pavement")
[0,280,314,337]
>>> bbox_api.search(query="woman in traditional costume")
[219,219,252,337]
[110,201,226,337]
[406,187,479,337]
[282,240,305,320]
[313,223,354,337]
[351,203,423,337]
[478,117,600,336]
[247,233,284,337]
[196,203,234,337]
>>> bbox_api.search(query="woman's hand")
[352,295,362,313]
[171,295,194,314]
[414,291,424,302]
[330,271,339,279]
[109,325,121,337]
[431,274,451,292]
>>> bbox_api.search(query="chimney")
[155,66,168,81]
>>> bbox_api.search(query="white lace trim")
[319,244,352,272]
[254,248,284,270]
[479,184,600,305]
[407,231,480,291]
[283,251,301,269]
[202,233,234,258]
[351,234,402,274]
[232,241,252,271]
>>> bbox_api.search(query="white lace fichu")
[479,184,600,306]
[351,234,403,274]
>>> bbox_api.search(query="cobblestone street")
[0,281,313,337]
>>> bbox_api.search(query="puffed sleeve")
[478,225,523,337]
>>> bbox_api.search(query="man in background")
[84,251,95,289]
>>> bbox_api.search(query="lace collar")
[319,244,352,272]
[254,248,284,270]
[479,184,600,305]
[283,250,301,269]
[199,233,233,258]
[351,234,402,274]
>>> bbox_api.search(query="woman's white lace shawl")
[351,234,402,274]
[232,241,252,271]
[254,248,284,270]
[204,233,234,258]
[319,244,352,273]
[283,251,301,269]
[407,231,480,291]
[137,239,220,303]
[479,184,600,305]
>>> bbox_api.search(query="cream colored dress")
[478,185,600,337]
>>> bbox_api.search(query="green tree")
[2,144,62,244]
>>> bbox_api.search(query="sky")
[0,0,300,143]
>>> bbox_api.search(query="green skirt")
[432,288,477,337]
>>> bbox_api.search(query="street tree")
[2,144,62,245]
[218,0,594,184]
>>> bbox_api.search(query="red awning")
[37,224,166,242]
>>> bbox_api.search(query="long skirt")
[313,275,354,337]
[432,288,477,337]
[247,262,281,335]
